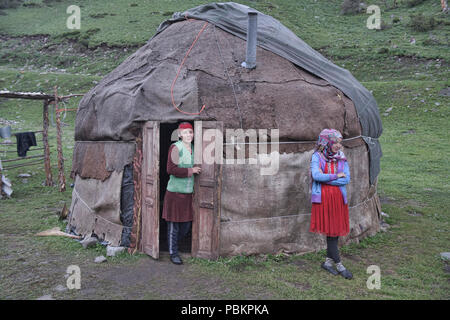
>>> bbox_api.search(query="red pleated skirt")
[162,190,194,223]
[309,162,349,237]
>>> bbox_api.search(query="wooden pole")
[43,99,54,186]
[2,159,45,170]
[1,154,45,163]
[0,167,4,198]
[54,86,66,192]
[0,90,84,101]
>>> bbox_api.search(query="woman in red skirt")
[309,129,353,279]
[162,122,201,265]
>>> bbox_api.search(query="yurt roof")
[75,2,382,184]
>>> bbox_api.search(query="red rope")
[56,108,77,113]
[170,21,208,115]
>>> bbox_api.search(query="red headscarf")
[178,122,193,130]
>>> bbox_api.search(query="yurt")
[68,2,383,259]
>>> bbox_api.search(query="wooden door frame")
[191,120,223,260]
[140,120,222,260]
[140,121,160,259]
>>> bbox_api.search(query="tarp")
[157,2,382,184]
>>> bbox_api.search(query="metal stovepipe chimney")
[241,11,258,69]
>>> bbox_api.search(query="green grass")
[0,0,449,300]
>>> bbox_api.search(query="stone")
[36,294,54,300]
[18,173,31,178]
[381,211,389,218]
[94,255,107,263]
[440,252,450,261]
[80,236,98,249]
[54,284,67,292]
[438,87,450,97]
[380,221,390,232]
[106,245,126,257]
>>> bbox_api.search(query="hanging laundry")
[15,132,37,157]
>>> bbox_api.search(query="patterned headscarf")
[316,129,347,162]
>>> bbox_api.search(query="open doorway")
[159,122,194,254]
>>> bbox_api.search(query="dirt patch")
[292,282,312,291]
[341,253,362,262]
[401,129,416,135]
[379,195,395,205]
[0,232,273,299]
[407,209,423,217]
[0,34,135,75]
[275,276,312,291]
[75,255,233,299]
[290,259,308,268]
[0,34,138,53]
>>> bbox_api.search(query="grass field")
[0,0,449,300]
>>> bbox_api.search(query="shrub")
[379,20,393,30]
[409,13,437,31]
[341,0,361,15]
[406,0,426,8]
[22,2,42,8]
[0,0,23,9]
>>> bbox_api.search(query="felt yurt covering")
[68,2,383,257]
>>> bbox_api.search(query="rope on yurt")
[72,187,132,230]
[171,20,209,115]
[222,135,372,145]
[213,25,244,129]
[220,193,379,224]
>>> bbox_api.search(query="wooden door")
[141,121,160,259]
[192,121,223,259]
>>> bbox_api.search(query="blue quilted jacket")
[310,152,350,204]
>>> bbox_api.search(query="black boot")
[170,254,183,265]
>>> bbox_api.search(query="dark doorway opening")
[159,121,194,254]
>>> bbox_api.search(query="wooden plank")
[42,99,53,186]
[2,159,44,170]
[0,90,83,101]
[54,86,65,192]
[1,147,52,153]
[140,121,160,259]
[192,121,223,260]
[1,154,45,163]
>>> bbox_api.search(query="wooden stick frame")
[0,90,83,192]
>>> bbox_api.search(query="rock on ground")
[106,246,126,257]
[94,255,107,263]
[54,284,67,292]
[80,236,98,249]
[440,252,450,261]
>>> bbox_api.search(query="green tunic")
[166,140,194,194]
